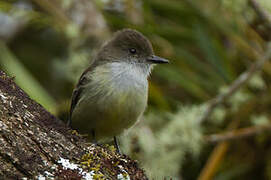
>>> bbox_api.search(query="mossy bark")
[0,70,147,180]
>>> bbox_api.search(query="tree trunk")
[0,70,147,180]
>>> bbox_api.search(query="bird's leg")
[91,129,98,144]
[114,136,121,154]
[67,117,71,127]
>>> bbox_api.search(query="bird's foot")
[114,136,122,154]
[71,130,79,136]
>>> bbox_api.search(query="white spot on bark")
[57,157,95,180]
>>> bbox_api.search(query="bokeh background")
[1,0,271,179]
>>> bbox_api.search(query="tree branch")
[199,44,271,123]
[198,0,271,124]
[205,124,271,143]
[249,0,271,30]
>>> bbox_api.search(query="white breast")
[86,62,151,99]
[108,62,150,90]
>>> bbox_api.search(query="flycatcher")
[68,29,169,151]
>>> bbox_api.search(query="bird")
[68,29,169,152]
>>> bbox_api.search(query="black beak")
[147,55,169,64]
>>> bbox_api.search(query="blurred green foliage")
[1,0,271,179]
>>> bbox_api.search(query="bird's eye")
[129,48,137,54]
